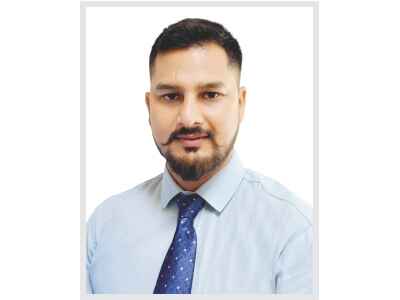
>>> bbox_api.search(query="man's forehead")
[154,43,229,67]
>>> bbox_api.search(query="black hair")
[149,18,242,75]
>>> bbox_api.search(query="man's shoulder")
[242,169,313,227]
[88,173,163,223]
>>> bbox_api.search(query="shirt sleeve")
[86,214,96,294]
[274,225,313,294]
[86,269,93,294]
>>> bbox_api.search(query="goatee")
[154,125,239,181]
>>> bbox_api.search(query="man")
[86,18,313,294]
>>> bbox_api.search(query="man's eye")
[162,93,180,101]
[203,92,221,100]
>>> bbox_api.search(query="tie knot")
[176,193,205,220]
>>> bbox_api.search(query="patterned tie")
[154,193,205,294]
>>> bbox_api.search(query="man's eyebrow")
[154,83,180,91]
[198,81,226,89]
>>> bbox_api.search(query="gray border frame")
[80,2,318,299]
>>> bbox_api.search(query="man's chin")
[165,149,223,181]
[169,153,207,167]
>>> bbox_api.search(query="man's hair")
[149,18,242,75]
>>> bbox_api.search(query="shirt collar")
[160,151,245,213]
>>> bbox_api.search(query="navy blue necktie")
[154,193,205,294]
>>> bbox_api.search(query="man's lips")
[176,133,208,140]
[175,133,209,147]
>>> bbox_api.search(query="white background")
[1,0,400,300]
[86,6,314,217]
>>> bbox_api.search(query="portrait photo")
[81,1,317,297]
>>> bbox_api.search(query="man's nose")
[177,94,203,127]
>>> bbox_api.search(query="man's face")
[145,42,246,181]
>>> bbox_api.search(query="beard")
[155,124,240,181]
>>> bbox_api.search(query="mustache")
[161,126,213,146]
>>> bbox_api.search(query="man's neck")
[167,151,233,192]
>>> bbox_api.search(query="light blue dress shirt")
[86,152,313,294]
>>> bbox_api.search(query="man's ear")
[238,86,247,123]
[145,92,152,126]
[145,92,150,112]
